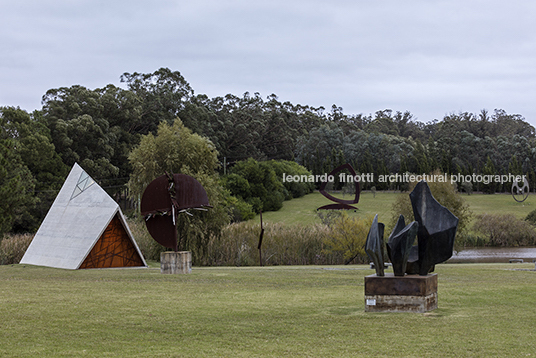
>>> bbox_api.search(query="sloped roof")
[20,163,147,269]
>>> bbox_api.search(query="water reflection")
[448,247,536,263]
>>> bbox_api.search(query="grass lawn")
[2,263,536,357]
[257,191,535,228]
[257,191,399,226]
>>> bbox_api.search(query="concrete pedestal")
[160,251,192,274]
[364,273,437,313]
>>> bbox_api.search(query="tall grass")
[3,220,349,267]
[204,221,361,266]
[127,217,166,261]
[0,234,33,265]
[128,217,352,266]
[11,208,536,269]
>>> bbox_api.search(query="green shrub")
[223,159,314,213]
[129,212,370,266]
[225,195,255,223]
[323,213,373,264]
[473,213,536,246]
[460,181,473,195]
[223,158,285,212]
[525,209,536,226]
[268,160,315,199]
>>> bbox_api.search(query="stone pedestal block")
[160,251,192,274]
[364,273,437,313]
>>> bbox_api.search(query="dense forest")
[1,67,536,235]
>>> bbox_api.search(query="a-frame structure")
[20,163,147,269]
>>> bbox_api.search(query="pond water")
[448,247,536,263]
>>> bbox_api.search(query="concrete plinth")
[364,273,437,313]
[160,251,192,274]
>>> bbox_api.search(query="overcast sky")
[2,0,536,126]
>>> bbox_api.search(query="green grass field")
[2,191,535,356]
[2,263,536,357]
[257,191,535,227]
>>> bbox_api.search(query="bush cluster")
[222,159,314,215]
[322,213,373,265]
[473,213,536,246]
[525,209,536,226]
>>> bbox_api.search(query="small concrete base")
[364,273,438,313]
[160,251,192,274]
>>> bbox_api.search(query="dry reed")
[0,234,34,265]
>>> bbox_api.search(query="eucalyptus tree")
[121,67,194,131]
[0,107,68,231]
[0,140,36,235]
[201,92,266,161]
[365,109,399,136]
[489,109,535,138]
[0,108,42,233]
[190,92,325,162]
[41,85,139,181]
[295,122,344,176]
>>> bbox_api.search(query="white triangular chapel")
[20,163,147,269]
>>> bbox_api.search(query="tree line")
[297,110,536,192]
[1,67,536,235]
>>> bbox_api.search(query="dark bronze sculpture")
[258,210,265,266]
[367,181,458,276]
[318,163,360,210]
[365,214,385,276]
[140,173,212,252]
[386,215,418,276]
[408,181,458,275]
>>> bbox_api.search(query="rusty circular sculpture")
[512,176,529,203]
[318,163,360,210]
[140,173,211,251]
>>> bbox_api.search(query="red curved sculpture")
[140,173,211,251]
[318,163,360,210]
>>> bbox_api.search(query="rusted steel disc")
[140,174,211,249]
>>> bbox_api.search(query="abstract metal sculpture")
[408,181,458,275]
[364,181,454,312]
[386,215,418,276]
[258,210,265,266]
[512,176,529,203]
[140,173,212,252]
[318,163,360,210]
[365,214,385,276]
[366,181,458,276]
